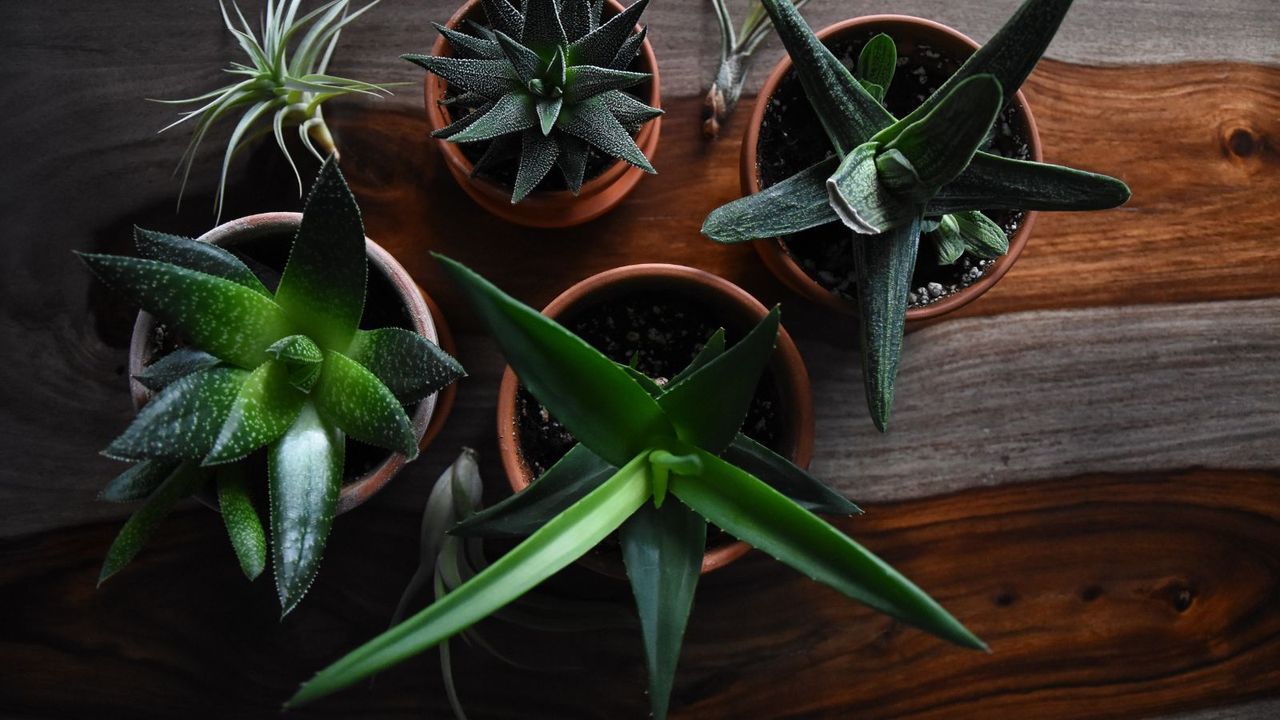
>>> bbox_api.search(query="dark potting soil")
[756,31,1033,308]
[515,293,785,480]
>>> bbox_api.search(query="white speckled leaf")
[217,463,267,581]
[346,327,465,404]
[563,65,647,103]
[559,0,593,41]
[98,459,181,503]
[133,347,222,392]
[493,30,541,84]
[560,96,653,173]
[520,0,567,55]
[99,462,206,585]
[447,93,538,143]
[513,130,560,203]
[566,0,647,67]
[267,334,324,392]
[600,90,661,129]
[479,0,523,38]
[312,350,418,458]
[555,134,589,193]
[204,360,305,465]
[104,367,250,461]
[402,55,519,101]
[609,26,645,71]
[434,22,502,59]
[134,227,269,296]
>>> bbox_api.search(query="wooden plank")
[3,470,1278,718]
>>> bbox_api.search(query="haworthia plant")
[701,0,1130,432]
[81,158,465,616]
[286,257,984,719]
[404,0,662,202]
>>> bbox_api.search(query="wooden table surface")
[3,1,1278,718]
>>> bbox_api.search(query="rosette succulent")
[80,159,465,615]
[404,0,662,202]
[702,0,1131,431]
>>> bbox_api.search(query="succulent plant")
[404,0,662,203]
[702,0,1131,432]
[158,0,398,220]
[287,257,984,718]
[703,0,811,139]
[80,158,465,615]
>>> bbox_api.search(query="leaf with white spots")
[217,463,267,581]
[133,347,222,392]
[98,459,181,502]
[204,360,305,465]
[104,367,250,461]
[133,227,269,296]
[99,462,206,585]
[345,327,465,404]
[312,350,418,458]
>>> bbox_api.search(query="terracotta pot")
[424,0,661,228]
[495,263,815,576]
[741,15,1042,322]
[128,212,459,515]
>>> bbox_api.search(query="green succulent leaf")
[274,157,367,352]
[401,55,519,100]
[610,25,646,71]
[932,214,966,265]
[877,75,1004,193]
[701,156,839,244]
[286,452,652,708]
[560,96,655,173]
[133,347,222,393]
[216,463,267,581]
[673,450,986,650]
[536,96,563,136]
[555,134,590,193]
[669,328,726,385]
[312,350,418,458]
[560,0,594,41]
[436,255,674,467]
[104,367,249,461]
[99,459,181,503]
[99,462,205,585]
[827,142,920,235]
[953,210,1009,259]
[600,90,662,128]
[620,501,705,720]
[431,98,496,139]
[435,22,502,59]
[266,334,324,393]
[874,148,923,195]
[78,254,292,370]
[562,65,648,103]
[566,0,648,68]
[928,151,1132,214]
[134,227,269,296]
[346,327,465,405]
[471,131,521,175]
[479,0,523,38]
[723,434,861,516]
[270,403,344,617]
[854,216,923,432]
[521,0,568,54]
[513,130,560,203]
[619,364,665,398]
[205,360,306,465]
[447,93,539,143]
[493,30,542,84]
[856,33,896,102]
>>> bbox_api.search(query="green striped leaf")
[217,463,267,580]
[877,75,1004,192]
[701,156,839,244]
[346,327,465,405]
[134,227,269,296]
[99,462,205,585]
[931,214,966,265]
[205,360,305,465]
[827,142,919,235]
[856,33,897,102]
[312,351,417,458]
[928,151,1131,214]
[104,367,249,461]
[853,217,922,432]
[954,210,1009,259]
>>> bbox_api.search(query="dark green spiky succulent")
[80,158,465,616]
[403,0,662,203]
[702,0,1131,432]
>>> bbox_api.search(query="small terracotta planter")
[128,212,459,515]
[496,263,815,575]
[742,15,1042,322]
[424,0,661,228]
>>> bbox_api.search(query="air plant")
[703,0,811,139]
[702,0,1130,431]
[404,0,662,203]
[80,158,465,615]
[157,0,398,220]
[286,257,985,718]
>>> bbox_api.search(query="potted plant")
[703,0,1131,431]
[286,257,985,718]
[407,0,662,228]
[81,158,465,615]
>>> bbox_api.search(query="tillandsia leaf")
[567,0,649,68]
[217,463,268,580]
[827,142,920,235]
[560,96,655,173]
[856,33,896,103]
[673,450,986,650]
[99,459,181,503]
[446,93,539,143]
[205,360,306,465]
[620,501,705,720]
[931,214,966,265]
[610,26,646,71]
[401,56,520,101]
[953,210,1009,259]
[854,216,923,432]
[104,367,249,461]
[521,0,568,54]
[346,327,465,405]
[659,307,780,455]
[134,227,270,296]
[927,151,1131,214]
[758,0,893,156]
[78,254,292,370]
[600,90,663,128]
[267,334,324,393]
[877,75,1004,193]
[312,351,418,458]
[435,23,502,59]
[275,157,367,352]
[562,65,648,103]
[701,156,839,244]
[270,402,344,616]
[555,134,590,193]
[133,348,222,393]
[452,443,616,538]
[99,462,205,585]
[723,434,861,516]
[436,255,674,468]
[480,0,523,39]
[493,30,542,84]
[286,453,652,707]
[560,0,594,42]
[513,130,560,203]
[669,328,727,385]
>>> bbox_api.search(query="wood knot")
[1227,127,1257,157]
[993,590,1016,607]
[1080,585,1103,602]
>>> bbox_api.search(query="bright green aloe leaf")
[134,227,270,296]
[620,501,705,720]
[436,255,674,467]
[286,452,652,707]
[104,367,250,461]
[205,360,306,465]
[953,210,1009,259]
[674,450,986,650]
[853,216,922,432]
[133,348,222,393]
[826,142,919,235]
[669,329,726,386]
[566,0,648,67]
[312,350,418,458]
[877,75,1004,192]
[266,334,324,393]
[927,151,1131,214]
[701,156,839,244]
[659,307,780,455]
[99,459,181,503]
[346,327,465,404]
[723,434,860,516]
[856,33,896,103]
[78,254,292,370]
[520,0,567,54]
[619,363,664,398]
[99,462,205,585]
[932,214,966,265]
[217,463,267,580]
[270,403,344,616]
[274,157,367,352]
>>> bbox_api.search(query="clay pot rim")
[495,263,816,575]
[423,0,662,227]
[126,212,459,516]
[741,13,1043,320]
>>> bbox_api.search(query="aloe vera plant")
[158,0,398,220]
[80,158,464,615]
[702,0,1131,431]
[287,258,985,718]
[404,0,662,203]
